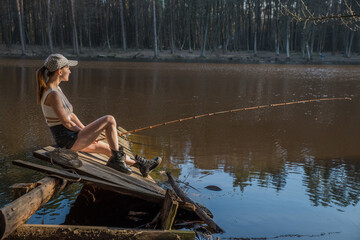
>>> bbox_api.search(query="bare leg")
[71,115,120,152]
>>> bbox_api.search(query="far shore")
[1,44,360,65]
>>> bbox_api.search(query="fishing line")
[97,97,351,141]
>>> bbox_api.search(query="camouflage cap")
[44,54,78,72]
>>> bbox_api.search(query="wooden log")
[11,183,39,201]
[6,224,196,240]
[166,172,225,234]
[160,189,178,230]
[0,177,64,240]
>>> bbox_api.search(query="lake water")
[0,59,360,239]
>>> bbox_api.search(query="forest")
[1,0,360,59]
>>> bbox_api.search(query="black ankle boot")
[133,155,162,177]
[106,148,132,175]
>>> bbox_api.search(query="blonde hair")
[36,66,56,104]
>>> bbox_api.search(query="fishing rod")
[97,97,351,141]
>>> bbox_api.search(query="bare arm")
[47,92,81,132]
[70,113,85,129]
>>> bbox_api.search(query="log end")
[0,210,6,240]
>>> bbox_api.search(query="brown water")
[0,60,360,239]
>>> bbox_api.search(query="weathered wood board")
[6,224,195,240]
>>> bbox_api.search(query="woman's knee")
[104,115,116,126]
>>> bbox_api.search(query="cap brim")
[68,60,78,67]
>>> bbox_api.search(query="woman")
[36,54,160,177]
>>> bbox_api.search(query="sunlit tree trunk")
[345,29,354,58]
[152,0,158,59]
[56,0,64,49]
[224,1,230,53]
[331,0,338,56]
[253,0,260,56]
[47,0,53,53]
[170,0,175,54]
[274,0,280,56]
[187,0,192,53]
[119,0,126,52]
[134,0,139,50]
[15,0,26,55]
[286,16,290,59]
[105,1,111,49]
[246,0,251,52]
[70,0,79,55]
[200,4,210,58]
[310,25,315,56]
[158,0,164,51]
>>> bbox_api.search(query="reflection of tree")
[232,158,288,192]
[231,156,360,208]
[302,158,360,208]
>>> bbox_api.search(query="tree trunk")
[187,0,192,53]
[345,30,354,58]
[152,0,158,59]
[170,0,175,54]
[134,0,139,50]
[305,41,311,60]
[274,0,280,56]
[105,2,111,49]
[15,0,26,55]
[246,1,251,52]
[47,0,53,53]
[310,25,315,56]
[158,0,163,51]
[224,3,230,53]
[253,0,259,56]
[56,0,64,49]
[200,6,210,58]
[88,10,92,48]
[70,0,79,55]
[119,0,126,52]
[286,16,290,59]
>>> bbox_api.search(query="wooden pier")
[0,126,222,239]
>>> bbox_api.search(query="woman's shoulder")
[43,89,62,105]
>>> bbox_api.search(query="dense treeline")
[1,0,360,58]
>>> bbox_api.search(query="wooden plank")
[78,151,150,182]
[12,160,165,203]
[160,189,178,230]
[6,224,195,240]
[0,177,64,240]
[77,151,145,179]
[34,146,164,195]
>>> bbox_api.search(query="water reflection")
[0,60,359,238]
[303,158,360,208]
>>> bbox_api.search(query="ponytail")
[36,66,47,104]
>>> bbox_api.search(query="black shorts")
[50,124,79,149]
